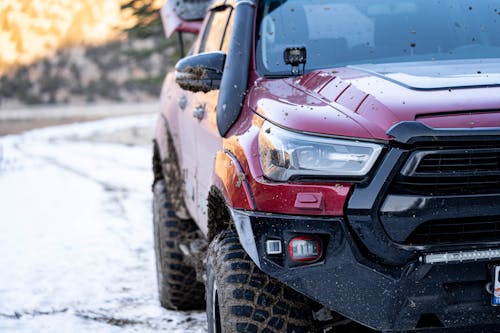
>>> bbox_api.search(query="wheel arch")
[152,139,163,186]
[154,114,169,165]
[208,149,256,241]
[153,114,193,221]
[207,185,232,242]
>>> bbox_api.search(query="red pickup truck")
[152,0,500,331]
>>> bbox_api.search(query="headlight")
[258,122,383,181]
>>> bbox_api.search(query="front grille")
[393,148,500,195]
[406,216,500,245]
[416,151,500,174]
[383,147,500,247]
[394,176,500,195]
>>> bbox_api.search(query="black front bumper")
[230,122,500,331]
[231,209,500,331]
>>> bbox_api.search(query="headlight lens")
[258,122,383,181]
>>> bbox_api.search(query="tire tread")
[207,230,313,332]
[153,180,205,310]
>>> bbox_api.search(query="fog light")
[288,236,322,262]
[266,239,282,255]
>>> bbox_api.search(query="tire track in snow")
[0,115,208,333]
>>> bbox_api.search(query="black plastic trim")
[346,148,420,265]
[380,194,500,243]
[223,149,256,209]
[216,0,255,137]
[229,208,500,331]
[347,145,500,264]
[387,121,500,145]
[399,148,500,177]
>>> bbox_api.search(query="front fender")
[212,149,255,211]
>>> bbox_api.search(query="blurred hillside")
[0,36,182,107]
[0,0,130,71]
[0,0,186,109]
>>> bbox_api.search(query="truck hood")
[248,59,500,141]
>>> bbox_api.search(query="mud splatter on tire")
[206,230,313,332]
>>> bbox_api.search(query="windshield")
[255,0,500,76]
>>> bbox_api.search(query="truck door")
[191,4,235,225]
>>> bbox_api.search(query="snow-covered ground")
[0,115,207,333]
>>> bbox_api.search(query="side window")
[199,7,233,53]
[221,11,235,53]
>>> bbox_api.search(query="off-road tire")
[207,230,314,333]
[153,179,205,310]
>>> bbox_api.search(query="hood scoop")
[350,58,500,90]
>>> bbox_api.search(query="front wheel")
[206,230,314,333]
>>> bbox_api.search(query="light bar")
[423,249,500,264]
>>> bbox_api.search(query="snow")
[0,115,208,333]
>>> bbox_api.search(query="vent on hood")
[349,59,500,90]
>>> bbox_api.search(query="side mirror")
[175,52,226,93]
[160,0,210,38]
